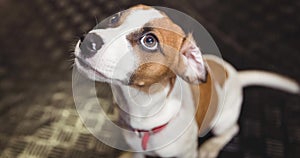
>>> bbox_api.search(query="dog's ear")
[174,34,207,84]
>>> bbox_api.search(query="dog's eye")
[140,33,158,51]
[109,12,121,25]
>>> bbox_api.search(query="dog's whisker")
[68,50,74,54]
[67,57,75,62]
[94,16,99,25]
[67,58,76,69]
[68,63,74,70]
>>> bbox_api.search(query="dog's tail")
[238,70,300,94]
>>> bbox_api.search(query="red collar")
[133,123,168,150]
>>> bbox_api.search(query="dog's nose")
[79,33,104,57]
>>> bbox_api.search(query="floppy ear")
[174,34,207,84]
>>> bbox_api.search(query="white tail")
[238,70,300,94]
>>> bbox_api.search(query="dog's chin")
[75,64,104,82]
[75,60,129,85]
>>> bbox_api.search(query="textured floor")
[0,0,299,157]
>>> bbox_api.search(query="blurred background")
[0,0,299,157]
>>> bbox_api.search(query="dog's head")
[74,4,207,89]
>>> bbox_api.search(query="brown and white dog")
[74,4,300,158]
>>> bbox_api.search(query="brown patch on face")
[96,4,153,30]
[93,10,130,29]
[130,63,176,93]
[144,17,186,52]
[112,11,130,28]
[129,4,153,10]
[130,4,169,19]
[127,17,186,93]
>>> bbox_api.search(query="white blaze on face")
[86,8,164,82]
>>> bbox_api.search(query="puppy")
[74,4,299,158]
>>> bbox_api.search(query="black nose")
[79,33,104,57]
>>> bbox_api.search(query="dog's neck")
[111,77,184,130]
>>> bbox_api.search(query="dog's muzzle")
[79,33,104,58]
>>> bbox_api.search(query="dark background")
[0,0,299,157]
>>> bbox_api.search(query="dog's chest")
[111,78,190,130]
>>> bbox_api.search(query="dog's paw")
[118,152,133,158]
[119,152,145,158]
[198,140,222,158]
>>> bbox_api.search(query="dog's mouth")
[75,56,129,85]
[75,56,109,79]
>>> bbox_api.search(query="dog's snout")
[79,33,104,57]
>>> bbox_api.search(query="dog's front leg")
[198,124,239,158]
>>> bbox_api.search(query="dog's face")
[74,4,207,89]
